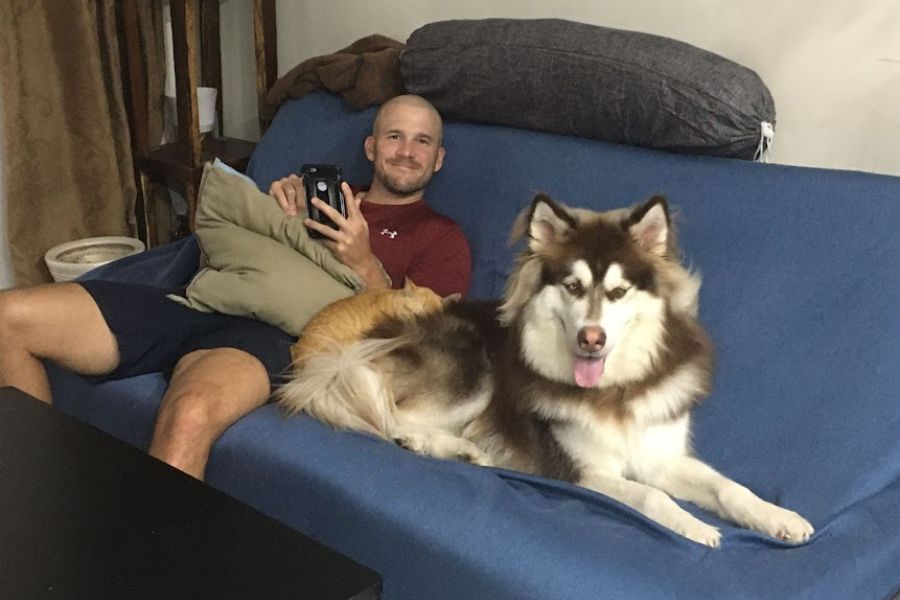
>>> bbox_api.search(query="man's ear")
[625,196,670,257]
[433,146,446,173]
[364,136,375,161]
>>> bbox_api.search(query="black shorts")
[79,280,297,388]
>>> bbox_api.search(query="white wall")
[219,0,900,176]
[220,0,260,141]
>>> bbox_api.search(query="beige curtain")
[0,0,136,285]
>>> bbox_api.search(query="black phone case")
[300,164,347,239]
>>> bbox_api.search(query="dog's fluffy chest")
[546,403,692,479]
[519,369,701,480]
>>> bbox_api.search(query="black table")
[0,386,381,599]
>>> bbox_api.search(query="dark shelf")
[139,135,257,183]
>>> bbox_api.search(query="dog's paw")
[675,517,721,548]
[455,445,493,467]
[753,505,815,544]
[393,434,425,453]
[393,429,491,466]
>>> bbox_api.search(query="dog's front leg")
[646,455,814,544]
[580,470,722,547]
[392,425,492,466]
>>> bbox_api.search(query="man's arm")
[304,182,391,291]
[269,176,389,290]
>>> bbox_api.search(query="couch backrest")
[249,92,900,305]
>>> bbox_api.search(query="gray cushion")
[400,18,775,159]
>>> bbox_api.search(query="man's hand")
[304,182,390,290]
[268,174,306,217]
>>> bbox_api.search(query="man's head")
[365,95,445,200]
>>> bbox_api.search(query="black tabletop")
[0,386,381,599]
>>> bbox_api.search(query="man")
[270,94,469,297]
[0,94,470,480]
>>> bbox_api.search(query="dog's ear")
[625,196,670,257]
[518,193,576,253]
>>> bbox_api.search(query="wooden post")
[169,0,201,169]
[200,0,223,136]
[116,0,151,246]
[169,0,201,230]
[253,0,278,133]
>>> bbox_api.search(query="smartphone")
[301,164,347,239]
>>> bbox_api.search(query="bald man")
[270,94,470,296]
[0,94,471,479]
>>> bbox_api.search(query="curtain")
[0,0,136,285]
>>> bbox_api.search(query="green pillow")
[170,161,364,336]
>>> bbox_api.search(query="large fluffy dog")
[278,194,814,547]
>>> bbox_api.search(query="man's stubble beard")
[375,161,435,197]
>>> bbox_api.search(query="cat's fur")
[289,278,446,367]
[278,279,448,425]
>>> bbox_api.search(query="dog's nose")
[577,326,606,353]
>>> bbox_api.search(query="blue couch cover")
[50,92,900,599]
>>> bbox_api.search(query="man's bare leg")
[0,284,119,402]
[149,347,271,480]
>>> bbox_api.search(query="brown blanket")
[265,34,405,120]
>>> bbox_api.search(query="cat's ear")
[442,293,462,305]
[402,278,419,294]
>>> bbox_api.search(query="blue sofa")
[51,92,900,599]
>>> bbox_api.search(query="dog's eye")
[563,281,584,296]
[607,286,629,301]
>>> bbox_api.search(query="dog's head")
[501,193,700,388]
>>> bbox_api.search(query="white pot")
[44,236,145,282]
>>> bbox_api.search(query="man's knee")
[0,289,41,343]
[157,380,240,448]
[160,349,271,439]
[0,290,27,331]
[159,386,220,439]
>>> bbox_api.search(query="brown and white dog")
[278,194,814,547]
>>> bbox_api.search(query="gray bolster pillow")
[400,18,775,160]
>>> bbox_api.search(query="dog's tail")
[276,337,403,440]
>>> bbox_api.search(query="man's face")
[365,103,445,197]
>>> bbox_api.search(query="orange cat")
[289,279,447,368]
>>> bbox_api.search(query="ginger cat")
[289,279,448,368]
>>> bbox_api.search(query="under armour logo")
[380,229,398,239]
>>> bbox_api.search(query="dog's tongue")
[573,357,605,388]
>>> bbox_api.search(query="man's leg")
[148,347,271,480]
[0,283,119,402]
